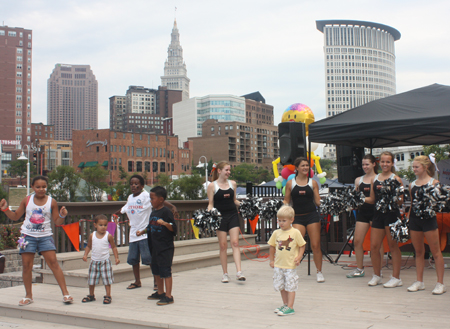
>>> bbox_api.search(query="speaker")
[278,122,306,165]
[336,145,365,183]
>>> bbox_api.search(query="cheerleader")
[284,157,323,282]
[407,155,445,294]
[367,151,403,288]
[347,155,383,278]
[207,161,244,283]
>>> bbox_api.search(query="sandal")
[18,298,33,306]
[63,295,74,304]
[103,295,112,304]
[126,283,141,289]
[82,295,96,303]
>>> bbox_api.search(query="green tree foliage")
[229,163,274,185]
[319,159,335,172]
[172,174,206,200]
[81,165,109,201]
[47,166,81,202]
[397,167,416,182]
[422,144,450,163]
[9,159,36,185]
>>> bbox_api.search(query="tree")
[422,144,450,163]
[9,159,36,185]
[47,166,81,202]
[176,174,206,200]
[319,159,335,172]
[81,165,109,201]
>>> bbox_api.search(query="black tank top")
[373,174,395,211]
[291,178,317,215]
[213,180,237,216]
[410,178,435,220]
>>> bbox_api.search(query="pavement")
[0,255,449,329]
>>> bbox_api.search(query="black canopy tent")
[308,84,450,148]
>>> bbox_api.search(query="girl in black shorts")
[367,151,403,288]
[207,161,244,283]
[407,155,445,295]
[347,155,383,278]
[284,157,323,282]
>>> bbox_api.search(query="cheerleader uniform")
[291,177,320,226]
[356,175,374,224]
[372,174,400,229]
[409,178,439,232]
[214,180,240,232]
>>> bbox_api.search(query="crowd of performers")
[0,152,447,312]
[198,153,448,298]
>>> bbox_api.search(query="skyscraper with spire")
[161,19,190,100]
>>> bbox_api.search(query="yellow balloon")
[281,103,315,136]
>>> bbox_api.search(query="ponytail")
[212,161,230,181]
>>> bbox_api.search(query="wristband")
[59,213,66,218]
[1,208,7,212]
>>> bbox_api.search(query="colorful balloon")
[282,186,286,196]
[281,103,315,135]
[282,179,287,187]
[276,181,282,189]
[319,177,326,185]
[281,167,293,179]
[287,174,295,181]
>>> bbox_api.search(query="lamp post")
[197,156,208,192]
[18,144,31,196]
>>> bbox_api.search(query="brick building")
[242,92,274,125]
[72,129,192,185]
[31,123,54,142]
[189,119,278,170]
[0,26,33,171]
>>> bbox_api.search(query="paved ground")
[0,255,449,329]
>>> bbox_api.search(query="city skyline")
[2,0,450,142]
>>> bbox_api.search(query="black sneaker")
[147,292,165,300]
[156,295,174,305]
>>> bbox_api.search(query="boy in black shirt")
[137,186,176,305]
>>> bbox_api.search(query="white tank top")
[21,195,53,237]
[91,232,111,261]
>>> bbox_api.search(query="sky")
[2,0,450,152]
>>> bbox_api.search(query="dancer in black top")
[407,155,445,294]
[367,151,403,288]
[207,161,244,283]
[284,157,323,282]
[347,155,383,278]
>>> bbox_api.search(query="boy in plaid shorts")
[268,205,306,316]
[82,215,120,304]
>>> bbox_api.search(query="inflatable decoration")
[272,103,326,190]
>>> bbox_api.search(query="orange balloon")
[285,164,295,171]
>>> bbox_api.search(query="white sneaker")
[316,272,325,283]
[346,268,365,278]
[432,283,447,295]
[222,273,229,283]
[368,275,382,286]
[236,271,246,281]
[407,281,425,292]
[383,276,403,288]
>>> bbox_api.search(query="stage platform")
[0,255,449,329]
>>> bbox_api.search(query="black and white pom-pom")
[320,190,346,216]
[239,194,263,220]
[375,178,404,213]
[260,199,284,222]
[413,183,450,220]
[341,186,366,212]
[389,218,410,243]
[193,208,222,231]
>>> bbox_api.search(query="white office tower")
[316,20,401,159]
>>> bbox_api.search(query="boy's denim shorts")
[19,235,56,255]
[127,239,152,266]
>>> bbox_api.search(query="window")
[17,56,22,62]
[160,162,166,172]
[127,146,130,156]
[145,161,150,172]
[8,31,16,37]
[136,161,142,172]
[152,161,158,172]
[136,148,142,157]
[128,161,134,172]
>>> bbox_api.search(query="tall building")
[316,20,401,159]
[173,94,246,145]
[109,86,182,135]
[161,20,190,100]
[0,26,32,169]
[47,64,98,140]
